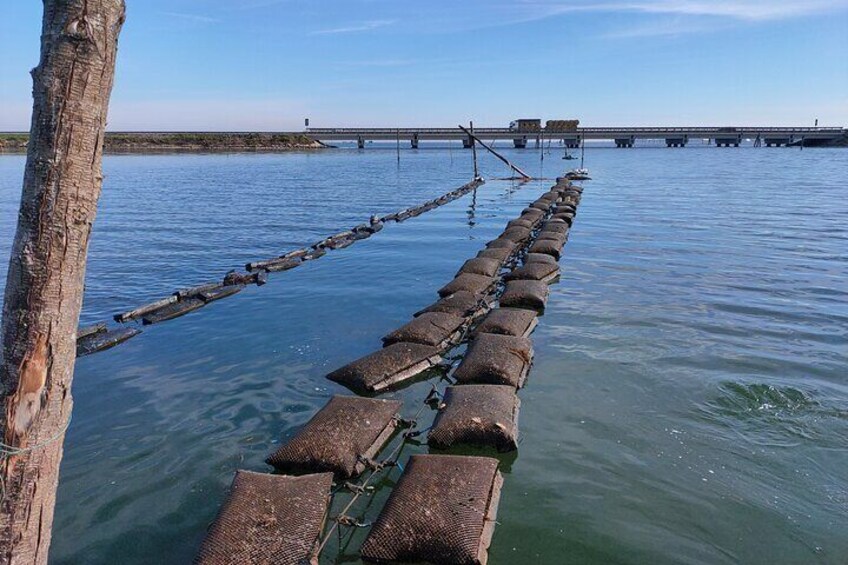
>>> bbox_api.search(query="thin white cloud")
[603,15,728,38]
[160,11,218,24]
[520,0,848,22]
[341,59,414,68]
[310,19,396,35]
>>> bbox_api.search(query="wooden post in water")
[0,1,126,562]
[396,128,400,164]
[470,121,479,179]
[540,130,545,162]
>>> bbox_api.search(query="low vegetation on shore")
[0,132,323,152]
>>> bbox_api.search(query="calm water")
[0,144,846,564]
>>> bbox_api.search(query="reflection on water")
[0,145,846,564]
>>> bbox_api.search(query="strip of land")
[0,132,323,152]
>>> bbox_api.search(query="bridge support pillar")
[357,136,365,149]
[764,135,792,147]
[665,135,688,147]
[462,136,473,149]
[615,136,635,148]
[411,133,419,149]
[562,136,580,149]
[714,134,741,147]
[513,137,528,149]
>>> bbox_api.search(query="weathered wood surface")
[199,285,243,303]
[174,281,222,299]
[114,295,177,323]
[142,298,205,325]
[0,1,126,562]
[76,327,140,357]
[77,323,107,340]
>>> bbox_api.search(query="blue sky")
[1,0,847,130]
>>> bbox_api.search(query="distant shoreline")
[0,132,325,153]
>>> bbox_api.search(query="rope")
[0,414,73,503]
[0,414,73,456]
[311,384,437,558]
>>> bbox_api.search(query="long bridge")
[305,126,845,148]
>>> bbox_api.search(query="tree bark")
[0,1,125,563]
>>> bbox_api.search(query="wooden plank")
[141,298,205,325]
[114,295,177,323]
[76,327,141,357]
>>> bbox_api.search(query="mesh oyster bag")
[194,470,332,565]
[359,455,502,565]
[383,312,465,349]
[266,396,401,478]
[499,280,550,312]
[453,333,534,389]
[326,342,442,392]
[428,385,520,452]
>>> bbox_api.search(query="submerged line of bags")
[75,179,484,358]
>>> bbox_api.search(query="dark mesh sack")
[457,257,501,278]
[429,385,520,452]
[438,273,497,298]
[194,470,332,565]
[537,231,569,248]
[266,396,401,478]
[555,204,576,214]
[519,214,544,229]
[473,307,537,338]
[499,226,532,243]
[503,262,560,283]
[382,312,465,349]
[536,231,568,244]
[477,246,513,264]
[525,252,556,265]
[540,221,569,235]
[520,207,545,220]
[415,291,489,318]
[453,333,534,388]
[326,342,442,392]
[485,238,519,252]
[499,280,550,312]
[506,218,534,230]
[528,238,565,260]
[359,455,502,565]
[551,214,574,226]
[529,200,552,211]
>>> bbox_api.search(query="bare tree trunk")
[0,1,125,563]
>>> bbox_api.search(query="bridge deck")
[305,126,844,142]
